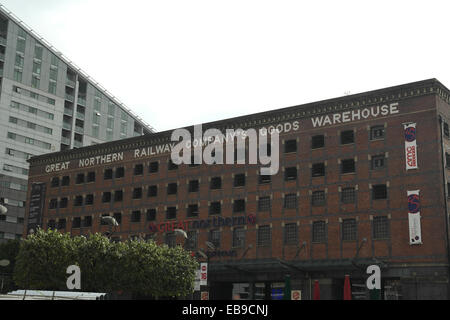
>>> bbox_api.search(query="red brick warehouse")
[24,78,450,300]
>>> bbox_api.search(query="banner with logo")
[27,182,46,234]
[200,263,208,286]
[408,190,422,245]
[404,123,418,170]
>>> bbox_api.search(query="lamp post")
[101,216,118,239]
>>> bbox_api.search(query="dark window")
[209,229,221,248]
[132,187,143,199]
[167,183,178,195]
[134,164,144,175]
[372,155,386,169]
[234,174,246,187]
[311,191,326,206]
[83,216,92,227]
[148,185,158,197]
[165,232,177,248]
[87,171,96,183]
[51,177,59,188]
[114,190,123,202]
[74,195,83,207]
[341,130,354,144]
[61,176,70,186]
[312,163,325,177]
[104,169,113,180]
[57,219,66,230]
[372,184,387,200]
[259,174,271,184]
[284,194,298,209]
[233,227,245,248]
[72,217,81,228]
[284,223,298,245]
[187,204,199,217]
[341,187,356,204]
[284,139,297,153]
[311,135,325,149]
[146,209,157,221]
[115,167,125,178]
[59,197,68,208]
[312,221,326,243]
[209,202,221,215]
[85,194,94,205]
[76,173,85,184]
[168,159,178,170]
[446,153,450,168]
[233,199,246,213]
[373,216,389,239]
[445,123,450,138]
[258,196,271,211]
[49,198,58,209]
[185,231,198,250]
[210,177,222,190]
[342,219,357,241]
[113,212,122,224]
[131,210,141,223]
[370,125,385,140]
[166,207,177,220]
[341,159,355,174]
[285,167,297,181]
[149,161,159,173]
[257,225,271,247]
[448,183,450,198]
[102,192,111,203]
[188,180,199,192]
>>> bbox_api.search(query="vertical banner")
[407,190,422,245]
[27,182,46,234]
[404,123,418,170]
[200,263,208,286]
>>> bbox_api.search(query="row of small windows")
[47,216,390,246]
[48,185,387,212]
[9,116,53,135]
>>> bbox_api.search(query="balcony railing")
[62,122,72,130]
[63,107,73,116]
[0,37,6,46]
[74,140,83,148]
[61,136,70,145]
[76,112,85,120]
[77,96,86,106]
[75,126,84,134]
[0,53,5,61]
[65,93,74,102]
[65,78,75,88]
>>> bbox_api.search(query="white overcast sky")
[1,0,449,132]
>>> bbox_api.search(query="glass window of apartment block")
[148,185,158,197]
[107,117,114,130]
[209,229,221,248]
[285,167,297,181]
[284,193,298,209]
[371,154,386,170]
[149,161,159,173]
[372,184,387,200]
[370,125,385,140]
[15,54,24,67]
[311,135,325,149]
[166,207,177,220]
[341,187,356,204]
[233,199,245,213]
[167,183,177,195]
[258,196,271,212]
[49,68,58,81]
[132,187,143,199]
[120,122,127,135]
[284,223,298,245]
[209,202,221,215]
[311,190,326,206]
[108,103,115,116]
[312,163,325,177]
[312,221,327,243]
[187,204,199,217]
[234,173,246,187]
[189,180,199,192]
[33,61,41,75]
[146,209,157,221]
[102,192,111,203]
[284,139,297,153]
[342,219,357,241]
[233,227,245,248]
[13,68,22,82]
[373,216,389,239]
[121,110,128,121]
[134,164,144,175]
[48,81,57,95]
[114,190,123,202]
[31,75,40,89]
[257,225,271,247]
[115,167,125,178]
[74,195,83,207]
[34,44,43,60]
[341,159,355,174]
[16,38,25,53]
[50,54,59,67]
[131,210,141,223]
[341,130,355,144]
[210,177,222,189]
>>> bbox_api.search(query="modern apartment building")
[25,79,450,299]
[0,5,154,242]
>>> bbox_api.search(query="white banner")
[200,263,208,286]
[404,123,418,170]
[408,190,422,245]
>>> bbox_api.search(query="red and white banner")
[404,123,418,170]
[200,263,208,286]
[407,190,422,245]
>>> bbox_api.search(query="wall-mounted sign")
[404,123,418,170]
[408,189,422,245]
[291,290,301,300]
[200,263,208,286]
[27,182,46,234]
